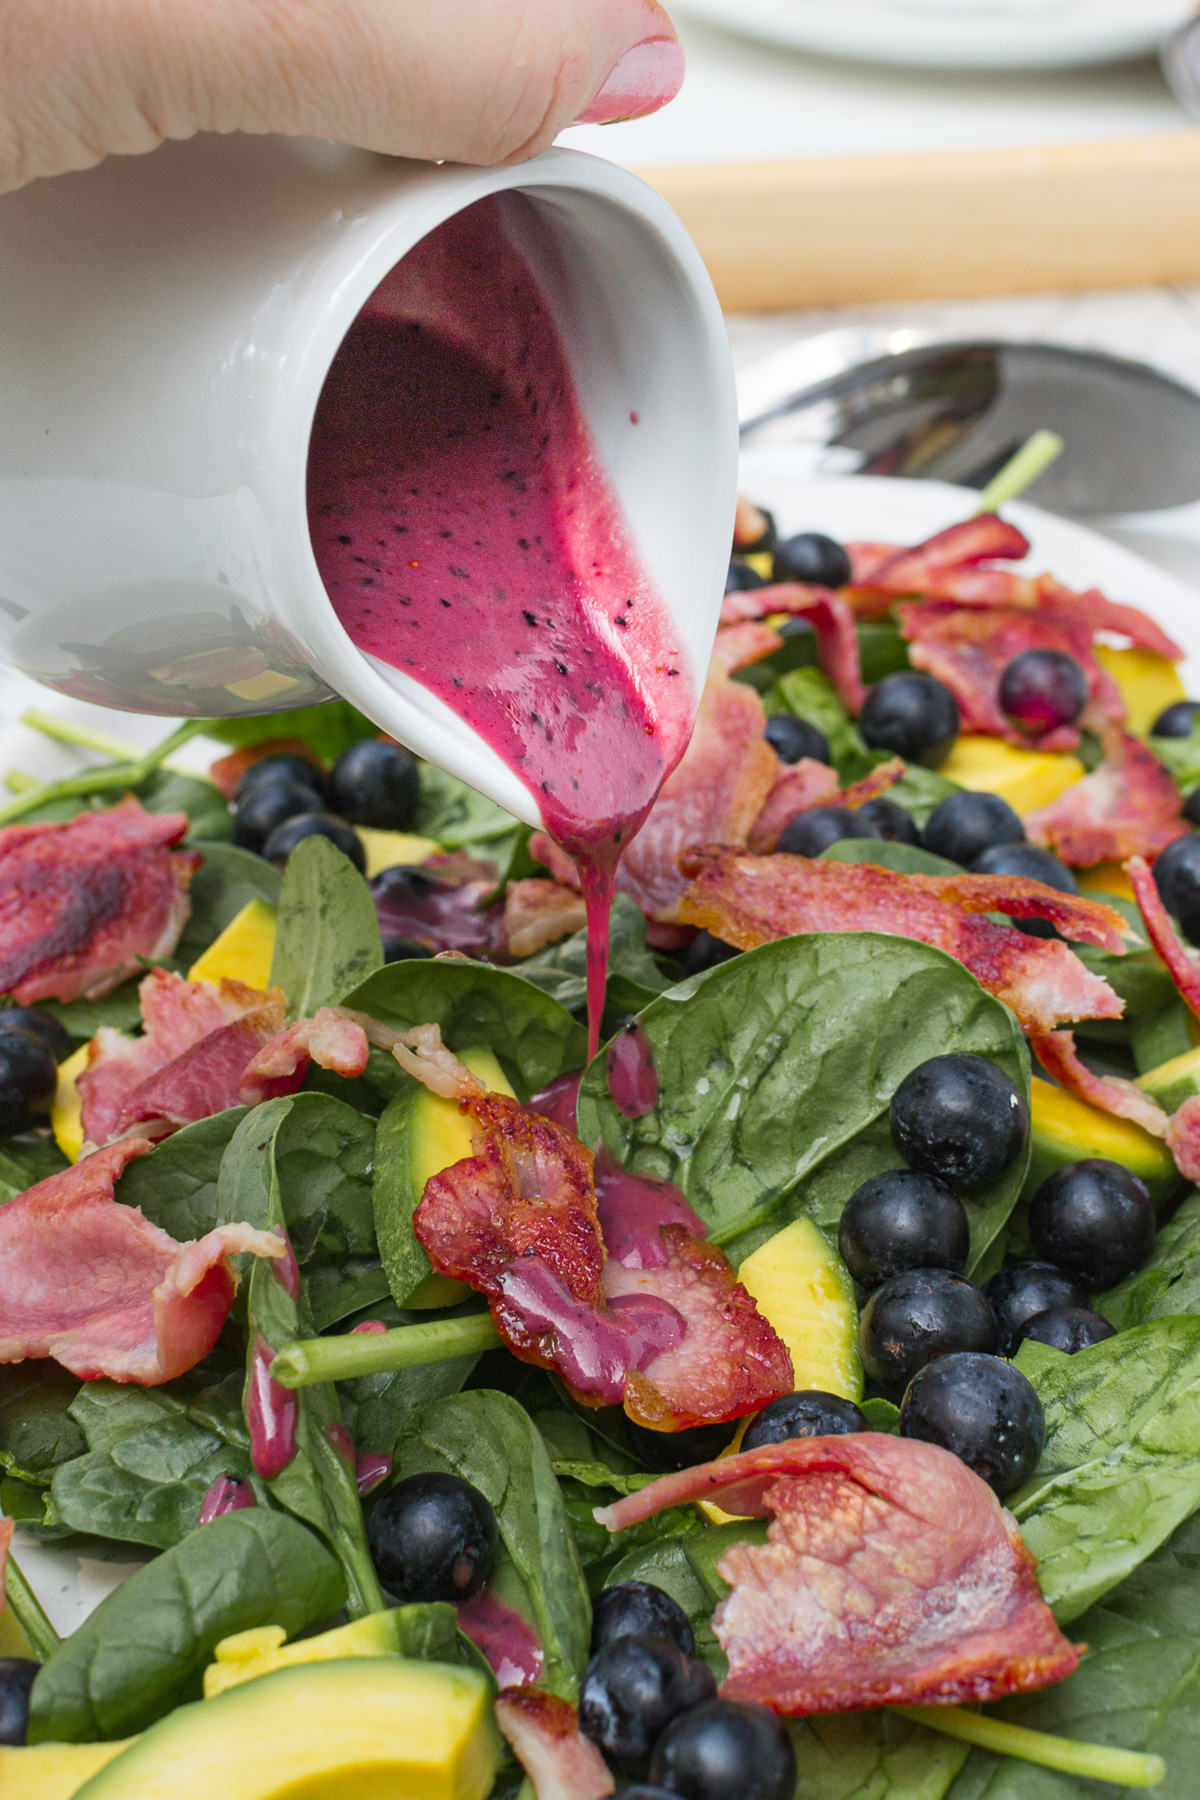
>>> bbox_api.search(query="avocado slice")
[0,1740,131,1800]
[375,1046,516,1309]
[73,1658,501,1800]
[1137,1045,1200,1116]
[1025,1076,1181,1207]
[737,1217,861,1401]
[203,1604,460,1699]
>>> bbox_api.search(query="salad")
[0,492,1197,1798]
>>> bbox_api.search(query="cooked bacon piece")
[0,1141,283,1383]
[709,620,783,676]
[718,585,864,716]
[900,600,1123,751]
[1127,854,1200,1018]
[1169,1096,1200,1183]
[846,542,902,585]
[0,1516,11,1594]
[79,970,287,1149]
[1034,576,1183,661]
[495,1689,614,1800]
[912,873,1131,952]
[865,514,1031,594]
[1033,1029,1168,1137]
[594,1435,1080,1713]
[238,1008,370,1104]
[678,848,1122,1034]
[503,879,588,958]
[1025,732,1185,866]
[748,758,906,856]
[0,798,201,1004]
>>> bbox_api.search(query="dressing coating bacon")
[495,1689,614,1800]
[679,848,1124,1035]
[0,798,200,1004]
[0,1140,284,1383]
[1025,732,1186,865]
[594,1435,1080,1714]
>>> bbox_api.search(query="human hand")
[0,0,683,194]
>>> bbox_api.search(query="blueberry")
[235,753,329,805]
[579,1634,716,1772]
[998,649,1088,735]
[725,561,767,594]
[1151,700,1200,739]
[838,1170,969,1289]
[1186,789,1200,830]
[899,1352,1045,1496]
[262,812,366,873]
[921,791,1025,867]
[1028,1159,1155,1290]
[970,841,1080,939]
[859,673,960,768]
[763,715,830,766]
[329,739,420,831]
[0,1659,37,1746]
[367,1472,497,1604]
[772,532,851,589]
[625,1418,738,1472]
[0,1028,58,1133]
[684,932,741,977]
[0,1006,71,1065]
[621,1789,678,1800]
[1151,833,1200,946]
[593,1582,695,1658]
[890,1053,1029,1190]
[649,1698,796,1800]
[232,781,328,855]
[741,1391,866,1451]
[854,797,919,844]
[1018,1306,1116,1355]
[381,935,435,962]
[859,1268,996,1394]
[982,1261,1089,1359]
[777,805,879,857]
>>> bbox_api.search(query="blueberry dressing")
[246,1335,299,1481]
[308,197,694,1055]
[606,1019,659,1118]
[455,1590,545,1689]
[197,1474,256,1525]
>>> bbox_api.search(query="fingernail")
[573,38,685,126]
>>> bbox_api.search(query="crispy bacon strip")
[594,1436,1080,1714]
[495,1690,614,1800]
[503,879,588,959]
[239,1008,370,1104]
[1127,854,1200,1017]
[1033,1029,1168,1137]
[710,620,783,676]
[679,848,1122,1034]
[1169,1096,1200,1183]
[1035,576,1183,661]
[0,797,201,1004]
[864,515,1031,594]
[1025,732,1185,866]
[0,1141,284,1383]
[718,584,864,715]
[748,757,906,855]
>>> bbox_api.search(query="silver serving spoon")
[737,330,1200,516]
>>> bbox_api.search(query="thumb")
[0,0,684,193]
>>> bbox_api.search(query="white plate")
[674,0,1193,71]
[9,462,1200,1638]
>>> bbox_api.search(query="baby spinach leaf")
[577,934,1030,1274]
[336,1297,482,1456]
[137,767,231,842]
[272,1092,376,1265]
[308,1256,393,1332]
[200,700,377,763]
[822,839,962,877]
[341,959,587,1105]
[0,1133,66,1189]
[216,1102,383,1616]
[27,1507,345,1743]
[176,842,282,966]
[0,1362,84,1482]
[415,763,520,848]
[882,762,961,828]
[395,1390,591,1698]
[1143,719,1200,797]
[268,833,382,1019]
[40,983,145,1040]
[515,893,668,1019]
[1011,1317,1200,1621]
[115,1108,248,1241]
[1100,1189,1200,1331]
[1071,891,1175,1020]
[763,668,867,777]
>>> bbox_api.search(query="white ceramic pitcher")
[0,134,736,824]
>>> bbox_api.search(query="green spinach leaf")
[27,1508,345,1743]
[763,668,867,776]
[1100,1189,1200,1330]
[115,1108,248,1241]
[136,767,231,842]
[308,1256,393,1332]
[395,1390,591,1697]
[175,842,282,968]
[199,701,376,765]
[1010,1318,1200,1621]
[415,764,520,849]
[268,834,383,1018]
[273,1092,376,1265]
[515,893,667,1019]
[0,1362,84,1482]
[577,934,1030,1273]
[822,840,962,877]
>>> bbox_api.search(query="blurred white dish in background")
[674,0,1193,71]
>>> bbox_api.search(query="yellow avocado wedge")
[1137,1045,1200,1116]
[71,1658,502,1800]
[1078,863,1137,904]
[1026,1076,1180,1208]
[0,1740,132,1800]
[50,1044,89,1164]
[356,829,441,879]
[1094,644,1185,737]
[204,1609,419,1699]
[938,735,1084,815]
[187,897,278,988]
[375,1045,516,1308]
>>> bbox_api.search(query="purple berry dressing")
[308,197,695,1054]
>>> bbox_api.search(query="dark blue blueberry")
[367,1472,497,1604]
[1185,789,1200,830]
[381,934,435,962]
[580,1635,716,1772]
[625,1418,737,1472]
[232,781,328,855]
[725,561,766,594]
[261,812,366,873]
[998,649,1088,734]
[0,1007,72,1065]
[859,1268,996,1395]
[982,1261,1089,1359]
[235,753,329,806]
[0,1029,58,1133]
[777,805,879,857]
[772,532,851,589]
[329,739,420,831]
[838,1169,969,1289]
[1028,1159,1155,1290]
[1151,832,1200,946]
[854,797,919,844]
[763,714,830,766]
[890,1053,1028,1189]
[684,932,741,977]
[1018,1305,1116,1355]
[649,1698,796,1800]
[921,791,1024,867]
[900,1352,1045,1496]
[0,1659,38,1746]
[859,673,959,768]
[741,1391,866,1451]
[1151,700,1200,739]
[592,1582,695,1658]
[970,841,1079,940]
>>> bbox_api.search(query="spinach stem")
[971,429,1064,516]
[20,710,141,761]
[896,1705,1164,1787]
[0,720,210,825]
[272,1313,501,1388]
[4,1553,60,1663]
